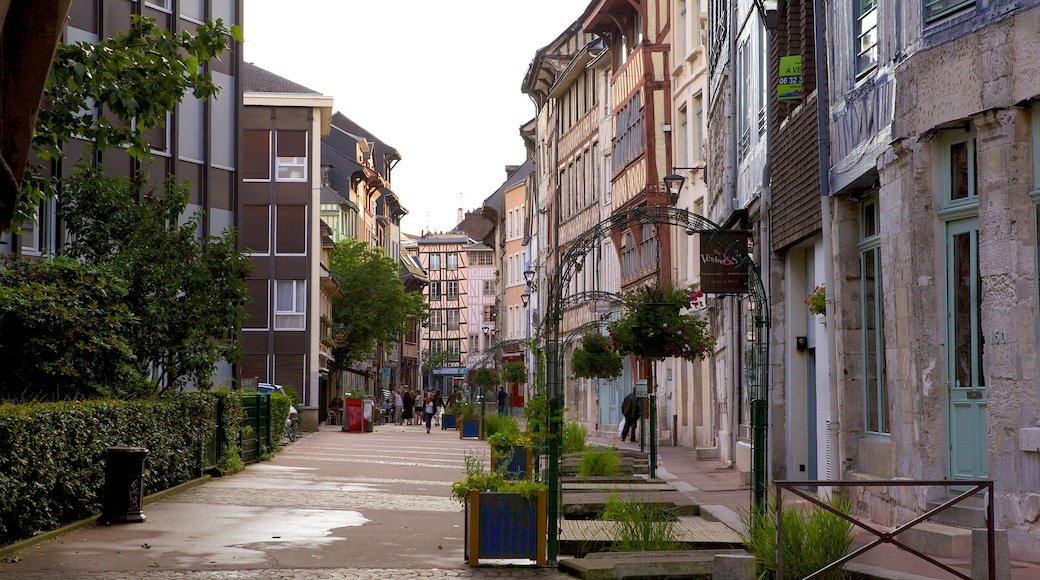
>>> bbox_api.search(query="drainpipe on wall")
[813,0,841,482]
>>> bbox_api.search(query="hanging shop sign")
[700,231,750,295]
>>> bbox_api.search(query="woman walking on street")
[402,388,414,425]
[433,390,445,427]
[423,391,436,433]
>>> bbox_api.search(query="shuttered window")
[241,204,270,254]
[244,279,269,329]
[275,205,306,255]
[243,130,271,181]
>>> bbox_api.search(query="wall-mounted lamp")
[520,290,531,307]
[760,0,779,29]
[482,325,490,337]
[795,336,808,352]
[523,268,537,290]
[663,173,686,205]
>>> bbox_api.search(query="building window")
[695,95,704,161]
[483,305,495,323]
[429,309,443,331]
[275,205,306,255]
[428,253,441,270]
[737,38,751,159]
[447,309,460,331]
[145,0,172,10]
[243,130,271,181]
[474,252,493,265]
[446,252,459,270]
[274,280,306,330]
[470,334,480,352]
[639,224,657,269]
[484,280,495,295]
[612,93,645,171]
[621,233,637,277]
[943,126,977,205]
[429,281,442,301]
[679,0,688,56]
[855,0,878,78]
[276,130,307,181]
[924,0,974,23]
[447,339,461,362]
[447,280,459,301]
[859,196,887,435]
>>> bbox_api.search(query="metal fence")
[775,479,995,580]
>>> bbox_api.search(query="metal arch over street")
[531,206,769,562]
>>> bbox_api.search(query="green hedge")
[0,392,246,545]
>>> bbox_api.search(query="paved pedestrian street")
[0,424,570,580]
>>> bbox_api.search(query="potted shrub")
[452,452,547,566]
[487,421,534,479]
[500,360,526,384]
[455,396,482,439]
[570,331,623,379]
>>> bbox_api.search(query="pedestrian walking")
[414,389,423,426]
[497,385,508,416]
[620,387,639,442]
[433,390,445,426]
[393,388,403,424]
[423,391,436,433]
[401,388,414,425]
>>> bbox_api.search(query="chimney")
[457,207,464,224]
[505,165,520,177]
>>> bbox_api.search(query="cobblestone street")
[0,424,571,579]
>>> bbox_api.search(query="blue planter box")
[442,413,457,430]
[465,489,546,566]
[491,445,534,480]
[459,417,482,439]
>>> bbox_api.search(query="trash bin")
[343,398,370,432]
[100,446,149,523]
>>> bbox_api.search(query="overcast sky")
[243,0,591,235]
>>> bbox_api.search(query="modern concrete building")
[239,62,333,429]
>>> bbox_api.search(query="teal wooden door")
[946,220,987,480]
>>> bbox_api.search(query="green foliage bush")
[0,391,264,546]
[579,445,620,477]
[483,413,520,443]
[600,492,681,552]
[563,421,588,454]
[450,450,546,506]
[739,492,855,580]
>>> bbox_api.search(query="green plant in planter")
[600,492,682,552]
[739,491,854,580]
[579,444,620,476]
[450,450,546,506]
[608,282,715,361]
[563,420,588,454]
[500,360,526,384]
[455,396,478,418]
[570,332,623,379]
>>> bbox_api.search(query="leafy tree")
[0,256,147,400]
[421,348,452,377]
[60,169,253,391]
[15,15,242,228]
[0,16,249,397]
[329,238,427,367]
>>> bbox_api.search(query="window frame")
[446,252,459,271]
[924,0,975,24]
[274,280,306,331]
[858,196,888,435]
[855,0,878,79]
[447,280,459,301]
[428,253,441,271]
[275,130,308,182]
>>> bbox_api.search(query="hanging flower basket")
[608,282,715,361]
[805,285,826,315]
[570,332,624,379]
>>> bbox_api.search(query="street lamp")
[663,173,685,205]
[523,268,537,290]
[520,290,531,307]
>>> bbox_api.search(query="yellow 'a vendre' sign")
[779,55,803,102]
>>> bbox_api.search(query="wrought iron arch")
[532,206,769,562]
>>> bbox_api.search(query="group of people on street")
[388,387,444,433]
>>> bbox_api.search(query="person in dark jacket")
[620,387,639,442]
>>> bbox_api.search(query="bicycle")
[284,417,299,442]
